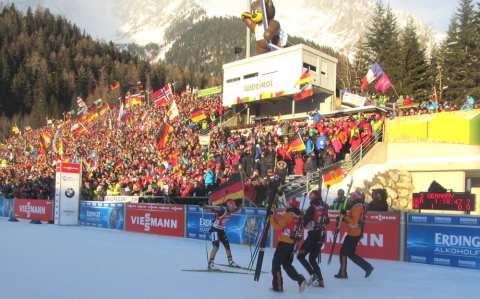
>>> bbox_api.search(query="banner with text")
[407,214,480,270]
[342,92,366,107]
[125,203,184,237]
[55,163,82,225]
[80,201,125,230]
[13,199,53,222]
[277,211,400,261]
[186,206,270,247]
[0,198,13,218]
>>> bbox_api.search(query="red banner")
[14,199,54,222]
[272,210,400,261]
[125,203,184,237]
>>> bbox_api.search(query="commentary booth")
[222,44,338,125]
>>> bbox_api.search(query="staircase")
[196,105,248,135]
[280,126,385,199]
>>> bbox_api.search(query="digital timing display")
[412,192,476,211]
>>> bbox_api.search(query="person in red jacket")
[268,197,308,293]
[243,178,257,206]
[201,199,244,270]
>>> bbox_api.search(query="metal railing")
[279,126,385,198]
[196,105,248,135]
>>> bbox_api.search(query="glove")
[336,216,341,223]
[199,202,205,208]
[340,209,347,216]
[266,209,273,217]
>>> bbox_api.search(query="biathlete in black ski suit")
[268,197,308,293]
[201,199,243,270]
[297,190,330,288]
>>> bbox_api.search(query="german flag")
[86,111,96,122]
[109,81,120,90]
[98,102,110,116]
[294,72,311,88]
[190,110,206,123]
[288,133,306,152]
[209,174,245,206]
[322,162,343,186]
[125,97,132,108]
[156,122,173,149]
[132,95,144,106]
[114,161,124,170]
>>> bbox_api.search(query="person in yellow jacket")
[268,197,308,293]
[335,190,374,279]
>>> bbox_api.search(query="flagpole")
[390,84,400,98]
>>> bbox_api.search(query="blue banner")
[407,214,480,270]
[80,202,125,230]
[0,198,13,218]
[408,214,480,227]
[186,206,270,247]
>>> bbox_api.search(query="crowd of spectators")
[1,86,476,205]
[345,89,478,118]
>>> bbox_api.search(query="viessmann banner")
[314,211,400,261]
[186,206,270,247]
[125,203,184,237]
[13,199,53,222]
[407,214,480,270]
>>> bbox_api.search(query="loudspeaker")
[428,180,447,193]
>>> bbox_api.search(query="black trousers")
[297,231,324,280]
[271,241,303,291]
[339,235,371,274]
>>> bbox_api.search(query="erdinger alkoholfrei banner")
[407,214,480,270]
[14,199,53,222]
[54,163,82,225]
[125,203,184,236]
[0,198,13,218]
[80,202,124,230]
[186,206,270,247]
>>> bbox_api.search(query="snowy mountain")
[11,0,446,57]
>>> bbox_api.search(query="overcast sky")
[387,0,459,32]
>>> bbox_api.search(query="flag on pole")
[209,173,245,206]
[25,126,32,134]
[114,161,124,170]
[98,102,110,116]
[287,133,306,152]
[168,100,179,120]
[294,72,311,87]
[190,110,206,123]
[374,73,392,93]
[294,81,313,101]
[12,126,20,134]
[433,86,438,103]
[156,123,173,148]
[361,62,384,89]
[322,162,343,186]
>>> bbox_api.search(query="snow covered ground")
[1,218,478,299]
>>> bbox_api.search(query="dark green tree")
[441,0,477,106]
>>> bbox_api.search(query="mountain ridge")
[12,0,446,59]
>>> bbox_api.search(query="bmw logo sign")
[65,188,75,198]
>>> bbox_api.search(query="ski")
[182,269,253,275]
[215,263,268,274]
[327,177,354,266]
[253,176,281,281]
[292,193,308,255]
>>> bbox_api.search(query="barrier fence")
[1,197,479,271]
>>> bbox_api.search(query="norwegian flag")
[152,84,173,106]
